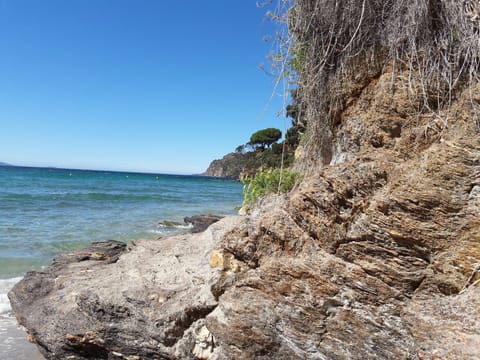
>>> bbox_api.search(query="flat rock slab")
[9,216,241,360]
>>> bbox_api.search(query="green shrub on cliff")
[242,168,298,207]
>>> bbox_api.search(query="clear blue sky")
[0,0,289,174]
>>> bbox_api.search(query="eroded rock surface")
[204,74,480,359]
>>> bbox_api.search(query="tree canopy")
[249,128,282,149]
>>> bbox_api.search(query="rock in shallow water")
[184,215,224,234]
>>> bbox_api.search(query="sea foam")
[0,277,22,315]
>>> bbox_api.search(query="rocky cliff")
[203,149,292,180]
[203,152,248,179]
[205,69,480,359]
[9,0,480,359]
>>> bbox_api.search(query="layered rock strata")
[204,73,480,359]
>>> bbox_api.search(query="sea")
[0,165,243,359]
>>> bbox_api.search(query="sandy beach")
[1,276,42,358]
[0,312,44,359]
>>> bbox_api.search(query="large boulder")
[9,217,242,360]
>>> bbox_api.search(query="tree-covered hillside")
[204,127,295,179]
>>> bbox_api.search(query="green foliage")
[256,147,294,169]
[451,28,460,45]
[285,126,301,146]
[286,104,299,119]
[271,142,284,154]
[285,90,306,147]
[249,128,282,149]
[242,168,298,207]
[213,125,295,180]
[235,144,246,153]
[289,43,307,73]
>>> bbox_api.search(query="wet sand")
[0,314,44,360]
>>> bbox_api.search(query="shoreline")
[0,278,44,360]
[0,314,44,360]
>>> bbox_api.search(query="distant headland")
[203,127,300,179]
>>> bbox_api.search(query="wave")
[156,223,193,229]
[149,224,193,235]
[0,258,46,279]
[1,192,183,203]
[0,277,22,316]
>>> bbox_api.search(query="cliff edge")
[203,152,248,179]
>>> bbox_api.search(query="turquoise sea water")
[0,165,243,355]
[0,166,242,278]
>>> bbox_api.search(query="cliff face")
[203,152,248,179]
[205,69,480,359]
[203,150,292,180]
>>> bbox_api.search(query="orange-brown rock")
[206,71,480,359]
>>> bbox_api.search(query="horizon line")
[0,162,208,177]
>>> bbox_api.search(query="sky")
[0,0,290,174]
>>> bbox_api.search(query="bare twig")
[460,261,480,294]
[284,0,480,170]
